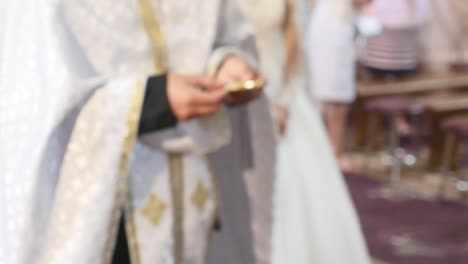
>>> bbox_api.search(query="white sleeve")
[207,0,259,72]
[139,109,231,155]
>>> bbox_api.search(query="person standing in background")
[358,0,428,135]
[359,0,428,77]
[307,0,370,170]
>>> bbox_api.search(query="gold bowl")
[225,79,265,93]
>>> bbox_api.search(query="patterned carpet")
[346,174,468,264]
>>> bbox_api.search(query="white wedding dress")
[241,0,372,263]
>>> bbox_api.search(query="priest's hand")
[167,74,228,121]
[216,56,263,106]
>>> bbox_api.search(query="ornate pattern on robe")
[0,0,257,264]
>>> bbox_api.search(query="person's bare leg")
[323,102,353,171]
[323,102,348,156]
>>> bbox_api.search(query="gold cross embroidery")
[141,194,167,226]
[191,182,211,212]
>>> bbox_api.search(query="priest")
[0,0,259,263]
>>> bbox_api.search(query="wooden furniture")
[364,97,416,186]
[358,72,468,98]
[439,115,468,199]
[422,95,468,170]
[353,72,468,170]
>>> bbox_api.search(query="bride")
[239,0,372,263]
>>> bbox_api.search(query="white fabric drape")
[0,1,146,263]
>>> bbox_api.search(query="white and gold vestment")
[0,0,257,263]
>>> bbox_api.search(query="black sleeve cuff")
[138,74,178,135]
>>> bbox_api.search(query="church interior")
[4,0,468,264]
[341,1,468,263]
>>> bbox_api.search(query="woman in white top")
[240,0,372,263]
[307,0,369,169]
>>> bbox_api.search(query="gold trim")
[103,81,145,264]
[137,0,168,74]
[136,1,188,263]
[169,154,185,264]
[124,184,142,264]
[134,0,169,262]
[122,82,146,264]
[203,155,221,263]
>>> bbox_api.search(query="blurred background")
[333,0,468,263]
[4,1,468,263]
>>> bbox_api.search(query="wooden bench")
[419,94,468,170]
[352,72,468,150]
[358,72,468,98]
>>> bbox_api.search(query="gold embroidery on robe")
[141,194,169,226]
[191,182,211,212]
